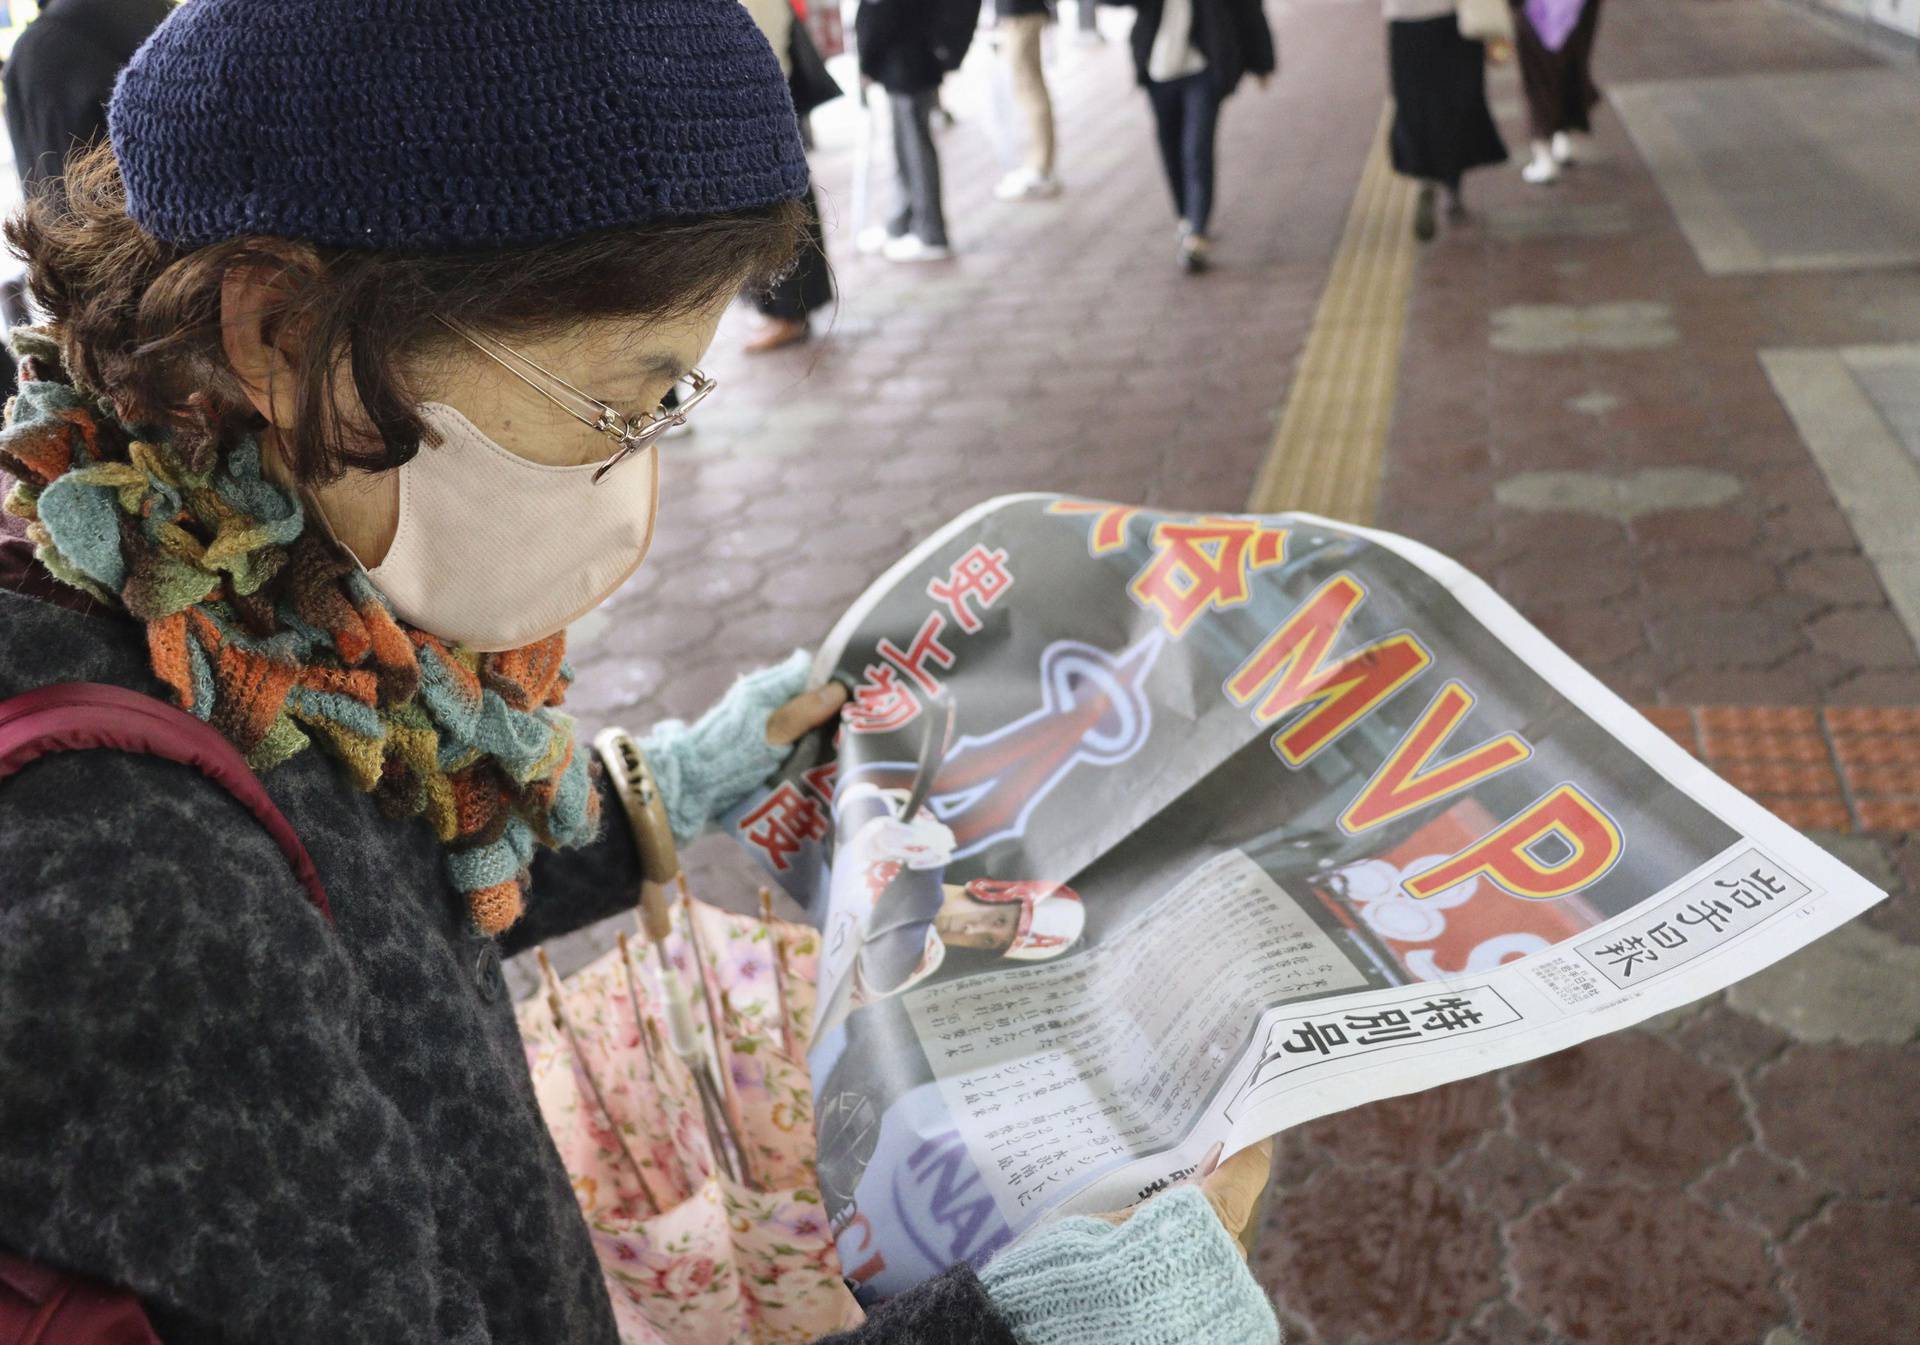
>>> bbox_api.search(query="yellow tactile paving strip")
[1246,104,1418,523]
[1644,705,1920,833]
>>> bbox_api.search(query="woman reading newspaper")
[0,0,1278,1342]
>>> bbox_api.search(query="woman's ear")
[219,257,310,430]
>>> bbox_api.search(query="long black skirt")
[1388,16,1509,192]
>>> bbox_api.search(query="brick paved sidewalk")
[521,2,1920,1341]
[549,0,1388,930]
[1263,4,1920,1343]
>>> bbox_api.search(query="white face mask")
[354,401,659,652]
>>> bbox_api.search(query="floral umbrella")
[517,888,864,1345]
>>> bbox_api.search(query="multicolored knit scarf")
[0,331,598,935]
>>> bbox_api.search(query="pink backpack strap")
[0,682,332,926]
[0,1252,161,1345]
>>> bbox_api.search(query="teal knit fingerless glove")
[979,1188,1281,1345]
[640,649,812,843]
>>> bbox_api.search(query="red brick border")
[1642,706,1920,833]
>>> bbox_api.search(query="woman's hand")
[1090,1136,1275,1253]
[980,1141,1283,1345]
[765,681,849,747]
[1198,1137,1274,1256]
[637,651,847,845]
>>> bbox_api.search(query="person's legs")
[1179,74,1220,238]
[887,92,918,237]
[750,186,829,349]
[1512,12,1560,183]
[1144,78,1189,224]
[1555,0,1604,142]
[1413,181,1438,242]
[1005,13,1056,181]
[899,88,949,246]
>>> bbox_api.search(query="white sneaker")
[1521,149,1559,186]
[1551,131,1593,165]
[856,225,890,254]
[882,234,952,263]
[995,170,1063,202]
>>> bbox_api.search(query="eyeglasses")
[438,318,716,484]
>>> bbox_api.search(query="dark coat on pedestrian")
[3,0,172,186]
[1104,0,1275,97]
[856,0,983,94]
[0,516,1021,1344]
[994,0,1055,19]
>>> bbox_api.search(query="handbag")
[1457,0,1514,42]
[787,13,844,118]
[0,682,333,1345]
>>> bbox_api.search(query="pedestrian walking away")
[993,0,1064,202]
[1510,0,1603,184]
[1103,0,1276,274]
[0,0,171,398]
[1384,0,1508,241]
[3,0,171,191]
[0,1,1282,1342]
[743,0,839,351]
[855,0,982,262]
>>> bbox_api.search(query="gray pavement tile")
[1726,919,1920,1044]
[1614,67,1920,275]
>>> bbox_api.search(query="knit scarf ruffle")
[0,332,598,935]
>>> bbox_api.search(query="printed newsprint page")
[724,494,1884,1299]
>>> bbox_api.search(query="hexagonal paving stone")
[1445,1130,1570,1221]
[1869,836,1920,945]
[1689,1145,1826,1238]
[1287,1075,1503,1172]
[1443,1300,1564,1345]
[1804,608,1920,668]
[1258,1165,1502,1345]
[1781,1199,1920,1345]
[1669,997,1794,1075]
[1511,1182,1780,1344]
[1751,1045,1920,1197]
[1509,1034,1750,1186]
[1785,552,1891,605]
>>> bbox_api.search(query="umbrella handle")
[595,729,680,941]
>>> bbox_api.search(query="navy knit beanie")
[107,0,810,250]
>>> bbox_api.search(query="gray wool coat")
[0,556,1019,1345]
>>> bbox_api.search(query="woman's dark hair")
[7,141,807,482]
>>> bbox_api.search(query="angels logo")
[844,633,1164,859]
[891,1132,1007,1269]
